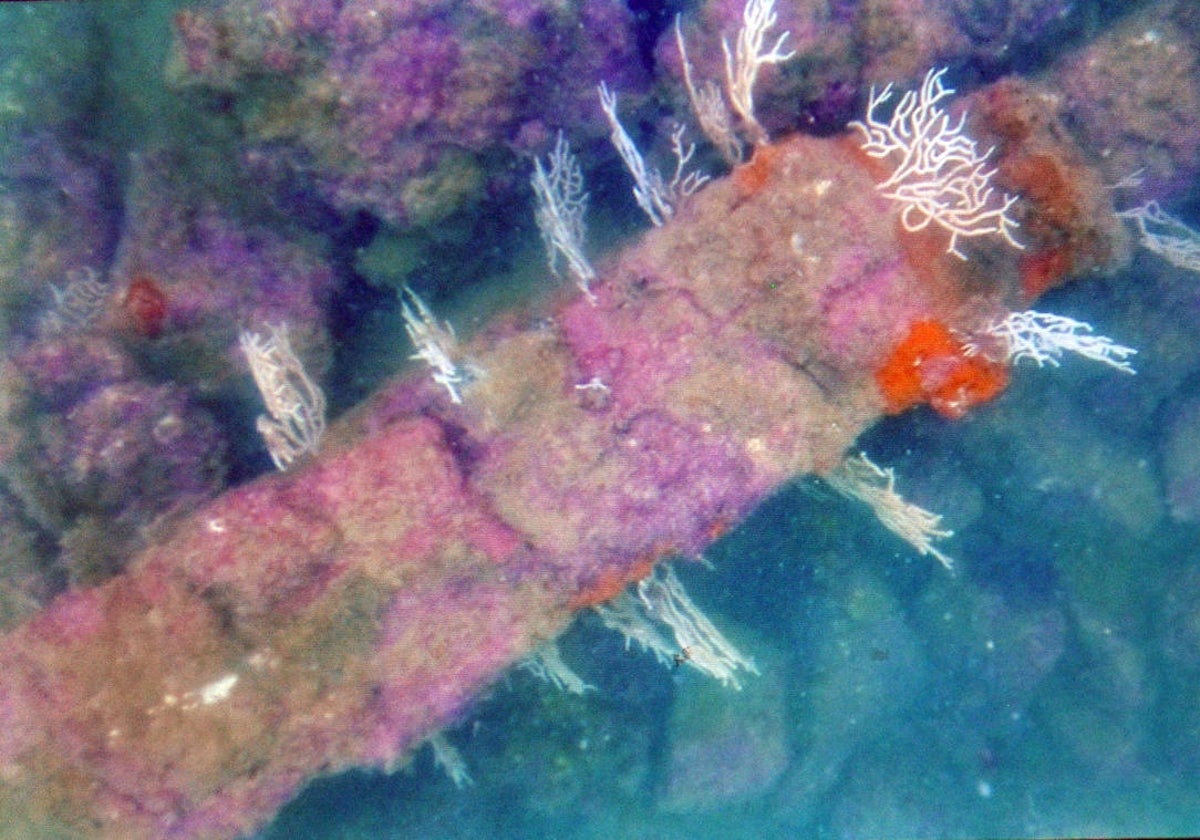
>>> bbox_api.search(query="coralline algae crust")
[0,125,1054,838]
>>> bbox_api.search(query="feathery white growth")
[519,640,595,695]
[595,564,758,690]
[594,590,677,666]
[1117,201,1200,272]
[240,323,327,471]
[532,132,596,301]
[722,0,795,147]
[1106,168,1145,191]
[598,82,709,227]
[849,67,1022,259]
[827,452,955,571]
[968,310,1137,374]
[676,15,743,164]
[400,286,479,404]
[43,267,108,333]
[665,123,712,200]
[637,565,758,689]
[428,733,473,789]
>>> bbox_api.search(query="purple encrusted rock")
[31,378,227,584]
[0,485,52,631]
[10,333,134,411]
[108,151,336,395]
[168,0,647,228]
[1052,0,1200,205]
[949,0,1079,60]
[50,381,225,520]
[0,132,120,323]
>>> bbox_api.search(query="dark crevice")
[423,412,490,484]
[625,0,688,73]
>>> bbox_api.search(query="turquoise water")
[3,1,1200,838]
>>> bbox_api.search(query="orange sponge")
[875,320,1008,419]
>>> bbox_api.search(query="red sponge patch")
[875,320,1008,419]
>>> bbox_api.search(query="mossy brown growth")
[971,77,1132,298]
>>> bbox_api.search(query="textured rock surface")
[0,129,1050,838]
[168,0,646,228]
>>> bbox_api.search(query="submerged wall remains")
[0,93,1125,839]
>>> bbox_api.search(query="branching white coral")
[826,452,955,572]
[1106,168,1145,191]
[1117,201,1200,272]
[594,592,677,665]
[598,82,709,227]
[400,286,480,405]
[595,563,758,690]
[519,640,595,695]
[967,310,1137,374]
[428,732,473,789]
[532,132,596,301]
[42,267,108,333]
[849,67,1022,259]
[675,15,744,164]
[722,0,795,147]
[240,323,327,472]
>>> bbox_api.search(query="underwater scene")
[1,0,1200,837]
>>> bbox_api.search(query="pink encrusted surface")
[0,414,563,839]
[0,132,1072,838]
[170,0,647,228]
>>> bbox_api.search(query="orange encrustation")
[875,319,1009,420]
[568,552,663,610]
[732,143,786,199]
[1019,246,1074,300]
[122,275,170,339]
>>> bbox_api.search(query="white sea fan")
[849,67,1022,259]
